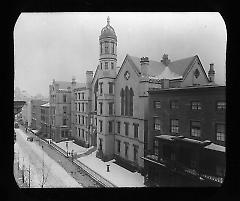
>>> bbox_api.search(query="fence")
[41,138,116,187]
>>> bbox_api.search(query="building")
[21,100,31,127]
[40,102,50,138]
[49,79,84,142]
[71,72,93,147]
[30,99,48,131]
[66,17,220,173]
[142,85,225,186]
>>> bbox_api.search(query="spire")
[107,16,110,25]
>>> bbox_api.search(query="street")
[14,127,101,187]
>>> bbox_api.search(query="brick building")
[30,99,48,131]
[40,102,50,138]
[142,85,226,186]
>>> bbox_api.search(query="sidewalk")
[53,140,145,187]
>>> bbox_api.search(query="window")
[82,116,85,125]
[111,62,114,69]
[170,119,179,134]
[109,121,113,133]
[99,83,103,95]
[82,129,85,139]
[190,121,201,137]
[154,101,161,109]
[78,93,80,100]
[78,103,81,112]
[100,42,103,55]
[154,140,158,156]
[124,122,129,136]
[117,122,121,134]
[63,106,67,114]
[61,130,64,138]
[82,93,85,100]
[100,62,102,70]
[99,120,103,132]
[109,82,114,94]
[191,101,201,110]
[82,103,84,112]
[99,102,103,115]
[63,118,67,126]
[109,102,113,115]
[124,143,129,158]
[99,138,103,150]
[78,115,80,124]
[111,42,114,54]
[154,118,161,131]
[95,117,97,126]
[170,100,179,109]
[105,62,108,70]
[116,140,120,154]
[133,123,139,138]
[63,94,67,103]
[133,145,139,162]
[216,101,226,111]
[105,42,109,54]
[216,124,225,142]
[120,89,125,115]
[78,128,81,137]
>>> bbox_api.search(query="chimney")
[162,79,169,89]
[161,54,170,66]
[71,76,76,86]
[208,63,215,82]
[86,71,93,89]
[140,57,149,76]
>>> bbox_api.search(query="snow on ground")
[78,151,145,187]
[53,140,88,155]
[52,140,145,187]
[15,129,82,188]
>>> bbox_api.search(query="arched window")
[120,88,125,115]
[125,86,130,116]
[94,80,98,111]
[129,88,134,116]
[105,42,109,54]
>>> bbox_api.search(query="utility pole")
[28,164,31,187]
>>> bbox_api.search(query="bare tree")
[39,146,50,188]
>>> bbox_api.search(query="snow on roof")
[41,102,50,107]
[181,137,203,144]
[155,135,175,141]
[204,143,225,153]
[128,54,195,77]
[150,66,183,80]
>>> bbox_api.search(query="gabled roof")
[126,54,196,79]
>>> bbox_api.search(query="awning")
[204,143,225,153]
[141,156,166,167]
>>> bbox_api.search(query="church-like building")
[68,17,218,172]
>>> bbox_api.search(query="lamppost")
[66,141,69,157]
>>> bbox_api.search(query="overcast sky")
[14,12,226,97]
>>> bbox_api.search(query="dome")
[99,17,117,40]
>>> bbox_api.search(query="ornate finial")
[107,16,110,25]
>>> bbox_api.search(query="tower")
[96,17,117,161]
[99,16,117,77]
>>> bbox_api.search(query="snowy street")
[14,128,82,188]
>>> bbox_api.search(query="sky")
[14,12,226,97]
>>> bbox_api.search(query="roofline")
[148,85,225,93]
[115,54,141,80]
